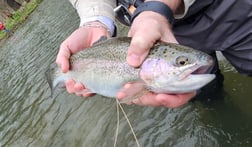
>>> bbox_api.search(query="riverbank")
[0,0,42,41]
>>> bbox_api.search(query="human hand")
[117,83,196,108]
[118,11,196,108]
[56,21,110,97]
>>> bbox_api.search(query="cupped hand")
[127,11,178,67]
[117,83,196,108]
[56,22,110,97]
[119,11,196,108]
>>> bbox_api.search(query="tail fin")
[45,63,64,98]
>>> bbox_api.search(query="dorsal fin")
[93,36,108,45]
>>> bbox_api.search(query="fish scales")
[46,37,215,99]
[71,37,130,62]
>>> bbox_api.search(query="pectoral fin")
[117,82,148,103]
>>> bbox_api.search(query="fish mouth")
[181,60,215,80]
[170,62,216,93]
[178,59,215,83]
[193,57,214,74]
[191,65,212,74]
[185,56,215,77]
[140,58,216,93]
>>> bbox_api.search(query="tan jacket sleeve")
[69,0,116,26]
[68,0,195,27]
[175,0,196,19]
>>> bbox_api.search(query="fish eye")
[176,56,189,66]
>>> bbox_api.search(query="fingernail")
[127,54,140,67]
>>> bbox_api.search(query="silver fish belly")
[46,37,215,98]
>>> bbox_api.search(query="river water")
[0,0,252,146]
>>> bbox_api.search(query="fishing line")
[114,99,120,147]
[114,99,140,147]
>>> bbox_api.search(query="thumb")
[127,35,154,67]
[56,44,71,73]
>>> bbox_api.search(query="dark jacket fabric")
[173,0,252,75]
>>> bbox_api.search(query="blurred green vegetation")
[0,0,42,40]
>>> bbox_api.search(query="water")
[0,0,252,146]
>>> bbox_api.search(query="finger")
[74,82,85,91]
[155,92,196,108]
[116,82,145,100]
[127,34,154,67]
[131,92,161,106]
[56,43,71,73]
[130,91,196,108]
[74,83,94,97]
[65,79,76,93]
[82,92,95,97]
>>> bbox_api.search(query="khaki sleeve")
[69,0,116,26]
[175,0,196,19]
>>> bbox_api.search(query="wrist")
[79,16,116,37]
[81,21,111,37]
[131,1,176,25]
[143,0,185,19]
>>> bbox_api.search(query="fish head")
[140,43,216,93]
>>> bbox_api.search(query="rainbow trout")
[46,37,215,98]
